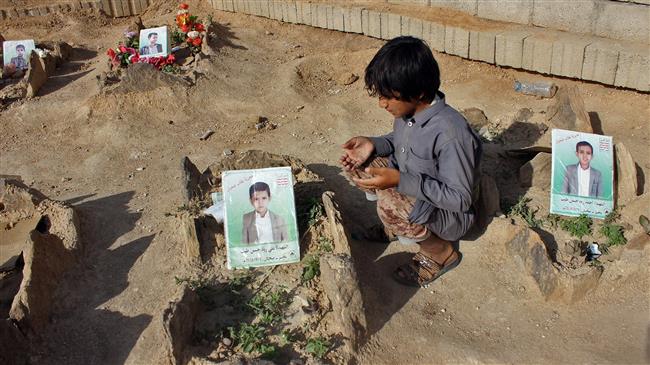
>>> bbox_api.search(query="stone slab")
[444,26,470,57]
[469,30,496,63]
[477,0,533,25]
[495,31,529,68]
[366,10,381,38]
[332,6,345,31]
[532,0,596,35]
[387,13,402,40]
[298,1,311,25]
[285,1,297,23]
[582,41,621,85]
[522,35,554,74]
[402,16,424,39]
[593,1,650,43]
[614,46,650,91]
[346,7,363,34]
[429,0,478,15]
[424,21,446,52]
[550,38,590,78]
[615,142,639,204]
[316,3,329,28]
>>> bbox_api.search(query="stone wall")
[208,0,649,92]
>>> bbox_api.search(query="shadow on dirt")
[38,47,98,97]
[209,22,248,52]
[34,191,154,365]
[308,163,419,338]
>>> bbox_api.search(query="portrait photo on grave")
[550,128,614,219]
[2,39,36,70]
[138,26,168,58]
[222,167,299,269]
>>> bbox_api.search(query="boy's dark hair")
[249,182,271,199]
[16,44,25,51]
[148,32,158,39]
[576,141,593,154]
[364,36,440,103]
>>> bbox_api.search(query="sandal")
[392,250,463,288]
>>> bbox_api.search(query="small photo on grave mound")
[550,128,614,219]
[138,26,169,58]
[2,39,35,70]
[222,167,300,269]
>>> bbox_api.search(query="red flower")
[181,24,191,33]
[107,48,116,58]
[167,54,176,63]
[118,45,127,53]
[194,23,205,32]
[192,37,202,46]
[179,3,189,10]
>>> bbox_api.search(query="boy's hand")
[340,136,374,171]
[353,167,400,190]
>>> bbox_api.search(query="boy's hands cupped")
[353,167,400,190]
[340,136,374,171]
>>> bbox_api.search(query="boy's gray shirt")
[369,92,482,225]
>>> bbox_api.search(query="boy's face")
[377,95,420,118]
[576,145,593,169]
[149,34,158,45]
[16,47,25,57]
[250,190,270,215]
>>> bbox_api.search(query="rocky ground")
[1,1,649,364]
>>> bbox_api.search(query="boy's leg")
[343,157,428,241]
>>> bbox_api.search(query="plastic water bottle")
[514,81,557,98]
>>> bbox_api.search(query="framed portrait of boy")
[138,26,169,58]
[2,39,36,70]
[222,167,300,269]
[550,128,614,219]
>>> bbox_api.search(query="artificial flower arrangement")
[106,3,206,73]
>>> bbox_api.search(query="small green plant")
[545,214,562,230]
[247,287,290,325]
[279,329,296,346]
[307,198,324,226]
[228,273,254,292]
[229,323,266,353]
[599,224,627,247]
[171,29,185,45]
[302,254,320,282]
[508,196,542,228]
[318,237,333,253]
[305,337,331,359]
[559,214,593,239]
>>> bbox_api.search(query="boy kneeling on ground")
[340,36,482,287]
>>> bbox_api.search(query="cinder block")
[260,0,270,18]
[495,31,528,68]
[210,0,221,10]
[380,12,389,39]
[582,41,620,85]
[310,3,318,27]
[361,9,370,35]
[332,6,345,31]
[550,38,590,78]
[387,13,402,39]
[112,0,124,16]
[281,1,289,21]
[522,36,554,74]
[593,1,650,43]
[477,0,532,25]
[233,0,242,13]
[444,26,469,57]
[429,0,477,15]
[224,0,234,12]
[346,7,363,34]
[327,5,334,30]
[402,16,424,39]
[469,30,496,64]
[286,1,297,23]
[298,1,311,25]
[532,0,595,35]
[316,4,328,28]
[424,21,445,52]
[132,0,143,14]
[367,10,381,38]
[273,0,284,21]
[249,0,261,16]
[615,46,650,91]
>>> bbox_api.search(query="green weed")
[302,254,320,283]
[559,214,593,239]
[508,196,542,228]
[228,323,266,353]
[247,287,290,326]
[305,337,331,359]
[307,198,324,226]
[318,237,333,253]
[599,224,627,247]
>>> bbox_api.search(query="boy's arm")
[397,139,478,213]
[369,132,395,157]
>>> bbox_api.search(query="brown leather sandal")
[392,250,463,288]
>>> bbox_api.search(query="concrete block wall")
[0,1,102,19]
[423,0,650,44]
[205,0,650,92]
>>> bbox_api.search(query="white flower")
[177,9,188,15]
[187,31,200,39]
